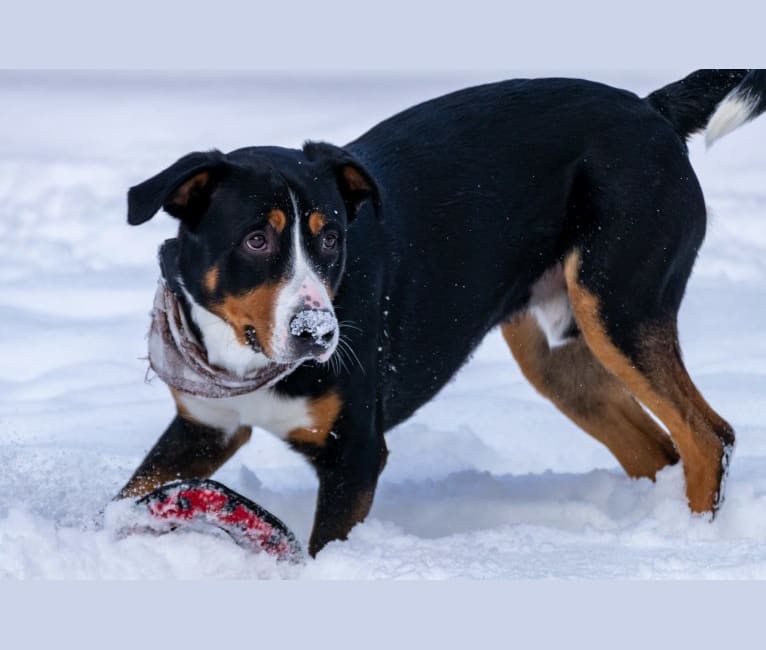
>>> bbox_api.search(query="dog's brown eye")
[244,232,268,253]
[322,232,338,250]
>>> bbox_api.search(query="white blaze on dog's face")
[269,191,339,364]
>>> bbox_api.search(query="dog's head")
[127,143,380,376]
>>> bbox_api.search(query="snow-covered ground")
[1,71,765,579]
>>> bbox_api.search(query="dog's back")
[341,77,693,424]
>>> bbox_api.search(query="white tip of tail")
[705,92,759,148]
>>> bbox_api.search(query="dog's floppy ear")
[127,150,227,228]
[303,141,382,221]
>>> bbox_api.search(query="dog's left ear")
[303,141,382,221]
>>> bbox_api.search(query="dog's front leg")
[303,425,388,557]
[117,416,251,499]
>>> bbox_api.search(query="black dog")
[120,70,766,556]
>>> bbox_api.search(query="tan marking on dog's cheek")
[308,211,327,236]
[210,282,285,358]
[203,265,219,294]
[288,392,342,446]
[269,209,287,234]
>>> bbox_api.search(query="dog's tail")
[646,69,766,146]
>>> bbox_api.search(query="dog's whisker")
[337,335,365,375]
[338,320,363,333]
[333,346,350,376]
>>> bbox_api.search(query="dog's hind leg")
[564,250,734,513]
[502,313,678,479]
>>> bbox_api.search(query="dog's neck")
[157,239,205,348]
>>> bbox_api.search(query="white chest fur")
[176,388,312,439]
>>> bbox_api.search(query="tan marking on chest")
[288,392,342,446]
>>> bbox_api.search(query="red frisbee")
[135,479,303,562]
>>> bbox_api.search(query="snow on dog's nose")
[289,309,338,359]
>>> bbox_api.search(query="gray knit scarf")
[147,280,298,399]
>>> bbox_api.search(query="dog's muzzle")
[288,309,338,359]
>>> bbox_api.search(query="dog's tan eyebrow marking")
[204,265,219,294]
[287,391,342,447]
[268,208,287,234]
[308,211,327,236]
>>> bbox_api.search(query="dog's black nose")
[289,309,337,355]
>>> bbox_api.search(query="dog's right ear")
[127,150,227,228]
